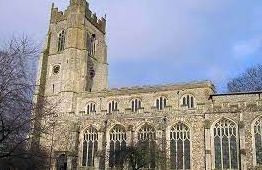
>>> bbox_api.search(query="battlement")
[50,0,106,34]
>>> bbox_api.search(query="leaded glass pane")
[87,141,93,166]
[177,139,183,169]
[214,136,221,169]
[109,141,115,168]
[222,136,229,169]
[184,139,190,169]
[230,136,238,169]
[82,141,87,166]
[170,139,176,169]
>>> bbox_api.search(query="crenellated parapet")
[85,9,106,34]
[50,0,106,34]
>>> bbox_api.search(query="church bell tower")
[35,0,108,101]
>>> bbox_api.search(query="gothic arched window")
[254,117,262,166]
[86,102,96,114]
[137,124,156,169]
[109,125,127,168]
[131,98,141,112]
[170,123,191,169]
[156,96,167,110]
[58,30,65,52]
[181,94,195,109]
[108,100,118,113]
[212,119,239,170]
[82,126,98,167]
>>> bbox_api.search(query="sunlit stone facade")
[34,0,262,169]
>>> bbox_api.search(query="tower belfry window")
[58,30,65,52]
[87,33,96,56]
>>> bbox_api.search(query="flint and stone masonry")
[33,0,262,169]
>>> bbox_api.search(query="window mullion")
[220,128,223,170]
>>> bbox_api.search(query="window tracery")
[82,126,98,167]
[170,123,191,169]
[137,124,156,169]
[109,125,127,168]
[212,119,239,170]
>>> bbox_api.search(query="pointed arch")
[136,123,157,169]
[82,126,98,167]
[109,124,127,168]
[211,118,239,170]
[252,116,262,166]
[170,122,191,169]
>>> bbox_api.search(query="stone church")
[33,0,262,169]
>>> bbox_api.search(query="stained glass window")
[109,125,127,168]
[213,119,238,169]
[137,124,156,169]
[170,123,190,169]
[82,126,98,167]
[254,117,262,165]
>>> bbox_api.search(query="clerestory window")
[131,98,142,112]
[86,102,96,114]
[108,100,118,113]
[156,96,167,110]
[182,94,195,109]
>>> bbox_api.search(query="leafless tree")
[227,64,262,92]
[107,140,166,170]
[0,36,56,169]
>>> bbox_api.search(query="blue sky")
[0,0,262,92]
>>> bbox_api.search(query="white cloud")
[233,37,262,58]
